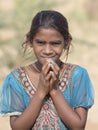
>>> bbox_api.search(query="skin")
[10,28,88,130]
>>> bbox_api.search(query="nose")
[45,44,52,54]
[44,44,53,54]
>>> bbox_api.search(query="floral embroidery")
[17,67,36,98]
[43,103,49,110]
[16,63,75,130]
[33,98,60,130]
[58,63,75,92]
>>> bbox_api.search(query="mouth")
[43,57,55,62]
[41,55,55,59]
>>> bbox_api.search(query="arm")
[10,61,53,130]
[49,65,94,130]
[10,90,45,130]
[50,89,88,130]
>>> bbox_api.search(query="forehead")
[34,28,64,40]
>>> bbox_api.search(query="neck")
[35,61,42,72]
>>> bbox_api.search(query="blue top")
[0,63,94,130]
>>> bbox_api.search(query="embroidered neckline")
[58,63,75,92]
[14,63,77,130]
[17,63,76,97]
[17,67,36,98]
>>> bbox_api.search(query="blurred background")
[0,0,98,129]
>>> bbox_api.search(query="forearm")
[50,90,87,130]
[10,91,45,130]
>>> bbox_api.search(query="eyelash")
[51,42,61,45]
[35,40,62,46]
[37,41,44,44]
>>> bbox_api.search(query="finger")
[45,71,52,81]
[45,71,56,82]
[49,71,57,81]
[42,61,51,75]
[50,62,60,77]
[49,72,57,89]
[45,59,59,79]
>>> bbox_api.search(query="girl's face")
[32,28,65,65]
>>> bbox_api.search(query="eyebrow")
[34,39,45,42]
[34,38,63,43]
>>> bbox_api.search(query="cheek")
[33,48,40,58]
[57,46,64,54]
[33,45,40,54]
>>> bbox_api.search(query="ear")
[64,37,72,49]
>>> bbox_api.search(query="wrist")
[49,89,60,97]
[36,89,46,101]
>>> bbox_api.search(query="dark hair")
[23,10,72,58]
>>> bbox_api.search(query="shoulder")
[65,63,91,85]
[63,63,87,73]
[11,65,28,77]
[63,63,89,79]
[2,66,26,92]
[71,64,89,78]
[3,65,27,86]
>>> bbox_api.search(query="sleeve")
[0,72,30,116]
[71,66,94,109]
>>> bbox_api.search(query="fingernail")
[50,71,54,76]
[47,58,54,63]
[50,63,54,69]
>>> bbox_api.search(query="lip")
[41,57,55,61]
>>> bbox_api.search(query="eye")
[51,41,62,46]
[37,41,44,44]
[34,39,45,45]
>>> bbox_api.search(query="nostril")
[44,46,52,54]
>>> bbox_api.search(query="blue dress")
[0,63,94,130]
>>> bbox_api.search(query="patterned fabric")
[0,63,94,130]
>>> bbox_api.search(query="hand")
[37,61,53,97]
[49,60,60,93]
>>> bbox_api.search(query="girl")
[0,10,94,130]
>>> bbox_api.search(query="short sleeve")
[71,66,94,109]
[0,71,29,116]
